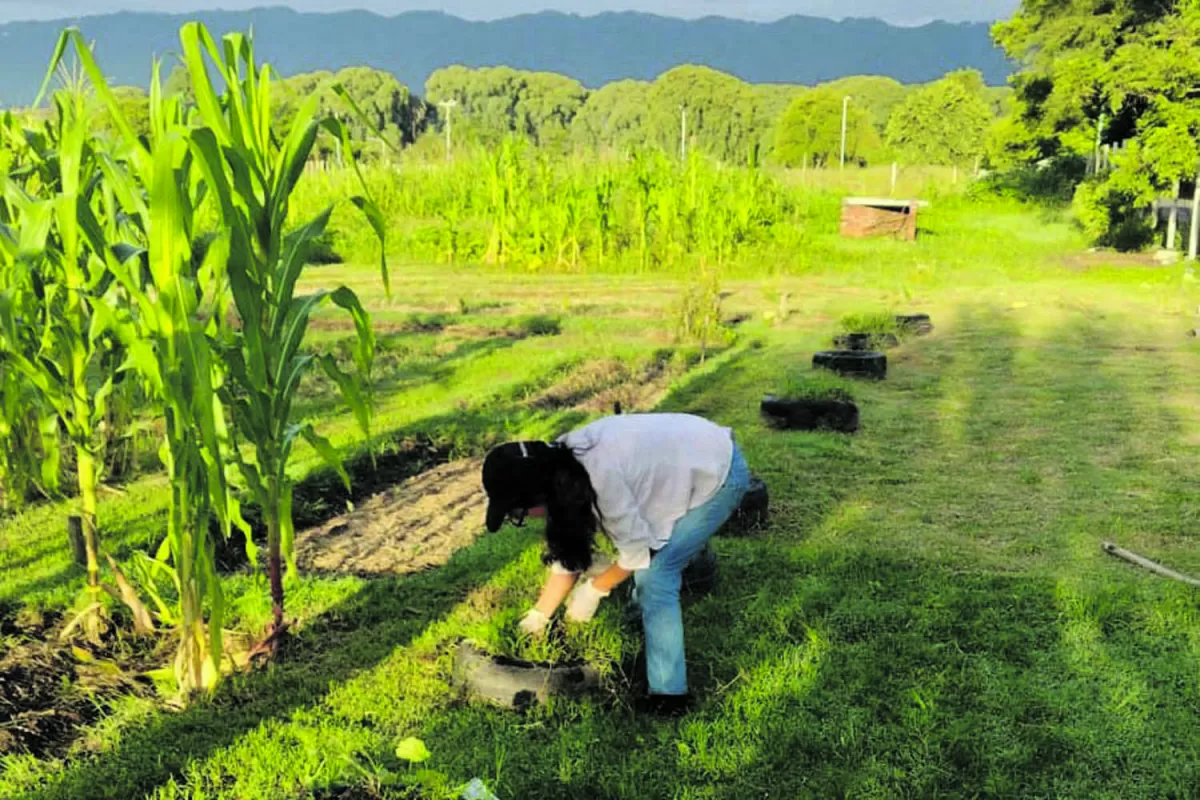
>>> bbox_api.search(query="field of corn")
[4,20,1200,800]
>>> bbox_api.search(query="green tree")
[276,67,428,159]
[570,79,652,152]
[643,65,761,162]
[425,66,587,147]
[885,70,994,166]
[773,89,880,167]
[995,2,1200,243]
[819,75,910,133]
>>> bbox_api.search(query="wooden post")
[1167,179,1181,250]
[890,162,898,195]
[68,515,87,567]
[952,164,958,184]
[1189,171,1200,261]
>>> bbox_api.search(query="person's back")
[560,413,734,555]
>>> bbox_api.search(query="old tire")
[761,395,859,433]
[833,333,899,351]
[453,640,602,711]
[721,476,769,536]
[896,314,933,336]
[813,350,887,380]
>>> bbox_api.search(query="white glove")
[518,608,551,637]
[565,579,610,623]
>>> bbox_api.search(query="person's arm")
[591,563,633,593]
[534,569,578,616]
[518,565,578,636]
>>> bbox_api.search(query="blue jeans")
[633,442,750,696]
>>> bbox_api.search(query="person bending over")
[481,412,750,713]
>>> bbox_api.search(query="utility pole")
[680,105,687,161]
[840,95,852,171]
[438,98,458,161]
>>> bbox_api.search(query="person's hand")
[518,608,551,637]
[565,579,610,623]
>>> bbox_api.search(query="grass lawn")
[3,198,1200,799]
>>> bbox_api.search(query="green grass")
[5,196,1200,799]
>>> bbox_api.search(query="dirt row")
[293,353,688,577]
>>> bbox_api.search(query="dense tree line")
[51,61,1007,169]
[991,1,1200,247]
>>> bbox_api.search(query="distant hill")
[0,7,1012,107]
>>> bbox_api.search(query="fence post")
[890,162,898,195]
[1189,171,1200,261]
[1167,179,1181,250]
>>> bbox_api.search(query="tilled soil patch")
[0,609,161,759]
[294,457,486,577]
[292,353,697,576]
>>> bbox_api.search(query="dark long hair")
[542,443,602,573]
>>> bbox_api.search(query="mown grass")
[5,196,1200,798]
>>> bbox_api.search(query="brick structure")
[840,198,927,241]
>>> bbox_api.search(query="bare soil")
[0,608,160,759]
[292,353,694,577]
[294,457,486,577]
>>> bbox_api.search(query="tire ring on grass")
[761,395,860,433]
[720,476,770,536]
[813,350,887,380]
[895,314,934,336]
[453,640,602,711]
[834,333,899,351]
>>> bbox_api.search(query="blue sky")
[0,1,1018,26]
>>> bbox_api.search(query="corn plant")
[177,23,386,652]
[33,30,248,691]
[0,84,132,642]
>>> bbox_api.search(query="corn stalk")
[34,29,251,692]
[177,23,386,653]
[0,86,128,642]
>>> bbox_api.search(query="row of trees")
[1,25,385,693]
[426,64,1008,168]
[76,62,1009,169]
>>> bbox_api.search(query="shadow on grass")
[14,306,1200,799]
[406,304,1200,799]
[13,528,532,800]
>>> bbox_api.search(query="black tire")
[761,395,859,433]
[834,333,899,351]
[720,476,769,536]
[453,640,602,710]
[896,314,934,336]
[813,350,887,380]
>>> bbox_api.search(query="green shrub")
[515,314,563,337]
[838,310,899,335]
[776,371,855,403]
[1071,179,1156,251]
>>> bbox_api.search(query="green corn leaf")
[319,354,371,441]
[329,286,374,378]
[299,423,350,493]
[272,207,333,337]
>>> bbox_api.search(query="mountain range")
[0,7,1013,107]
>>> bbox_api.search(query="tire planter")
[813,350,887,380]
[453,640,602,711]
[761,395,859,433]
[895,314,934,336]
[834,333,899,351]
[720,476,770,536]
